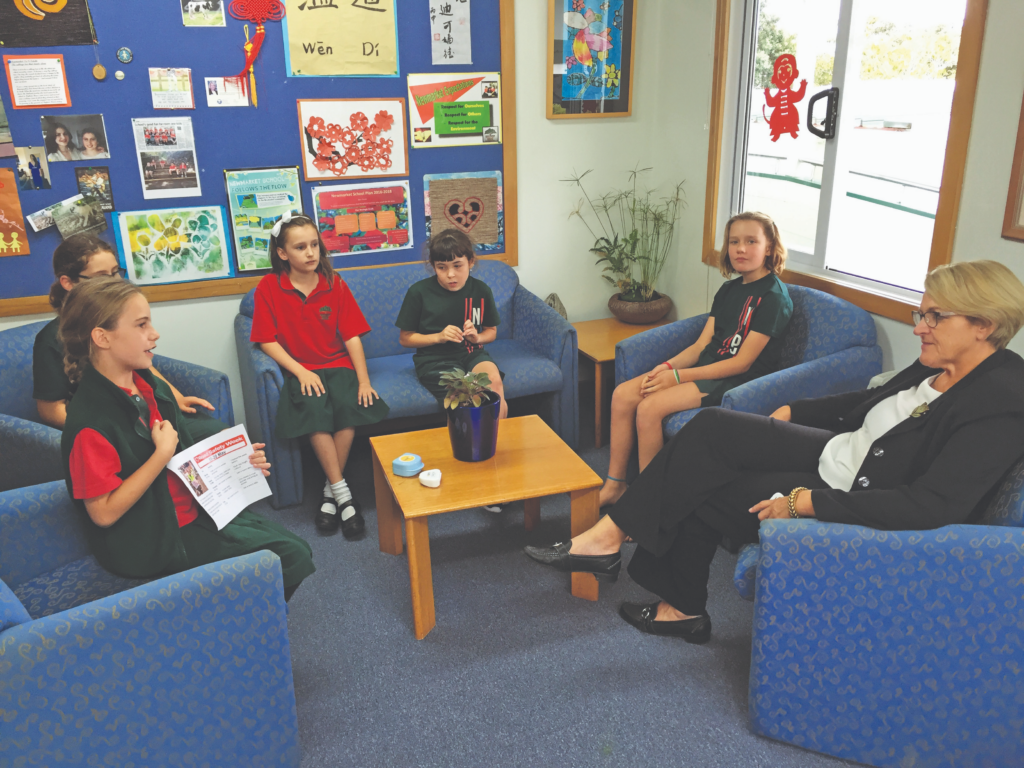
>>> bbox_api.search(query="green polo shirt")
[395,275,500,363]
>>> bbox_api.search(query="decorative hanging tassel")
[244,24,259,108]
[228,0,286,108]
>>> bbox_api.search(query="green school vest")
[61,366,197,579]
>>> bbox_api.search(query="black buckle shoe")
[523,541,621,581]
[338,496,366,540]
[315,496,340,532]
[618,602,712,644]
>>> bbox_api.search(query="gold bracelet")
[787,486,809,519]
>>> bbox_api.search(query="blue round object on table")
[392,453,424,477]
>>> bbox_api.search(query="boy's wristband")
[672,369,680,385]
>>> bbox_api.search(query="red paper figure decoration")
[763,54,807,142]
[228,0,286,106]
[305,110,396,177]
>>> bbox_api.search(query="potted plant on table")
[565,167,685,324]
[440,368,501,462]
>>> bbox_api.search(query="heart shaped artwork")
[444,197,484,233]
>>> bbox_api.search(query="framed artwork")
[224,166,302,272]
[424,171,504,254]
[546,0,637,119]
[1003,92,1024,242]
[296,98,408,182]
[115,206,234,286]
[311,181,412,258]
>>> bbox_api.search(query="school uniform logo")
[717,296,761,358]
[319,305,332,321]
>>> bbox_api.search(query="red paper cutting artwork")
[305,110,396,177]
[763,53,807,142]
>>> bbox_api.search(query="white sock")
[321,479,338,516]
[330,479,354,520]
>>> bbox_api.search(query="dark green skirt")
[181,410,229,442]
[276,366,390,439]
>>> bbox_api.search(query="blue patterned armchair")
[235,261,578,508]
[614,284,882,437]
[0,320,235,492]
[732,457,1024,768]
[0,481,301,767]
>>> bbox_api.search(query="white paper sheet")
[430,0,472,65]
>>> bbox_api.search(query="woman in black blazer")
[526,260,1024,644]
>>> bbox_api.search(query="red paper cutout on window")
[763,54,807,142]
[305,111,396,177]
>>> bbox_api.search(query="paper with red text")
[166,424,270,530]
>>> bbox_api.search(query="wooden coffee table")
[573,317,670,447]
[370,415,603,639]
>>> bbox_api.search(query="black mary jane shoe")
[338,497,366,540]
[523,541,621,581]
[315,496,340,533]
[618,602,712,644]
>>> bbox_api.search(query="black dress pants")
[607,409,836,615]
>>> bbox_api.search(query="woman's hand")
[770,405,792,421]
[436,325,464,344]
[640,369,678,397]
[248,442,272,477]
[357,383,380,407]
[151,419,179,460]
[177,395,215,414]
[297,369,325,397]
[749,489,813,521]
[462,319,480,344]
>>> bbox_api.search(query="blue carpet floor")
[251,402,860,768]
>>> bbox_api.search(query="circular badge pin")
[92,63,107,80]
[116,47,133,64]
[115,70,125,80]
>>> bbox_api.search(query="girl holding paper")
[58,277,315,598]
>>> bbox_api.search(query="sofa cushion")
[733,543,760,601]
[488,340,563,398]
[778,285,877,367]
[0,320,51,423]
[0,578,31,631]
[14,556,149,619]
[979,456,1024,528]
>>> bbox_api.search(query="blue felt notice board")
[0,0,517,312]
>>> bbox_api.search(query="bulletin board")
[0,0,518,317]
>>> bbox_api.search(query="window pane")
[823,0,966,292]
[741,0,841,256]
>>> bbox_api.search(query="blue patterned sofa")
[0,320,235,492]
[0,480,301,767]
[732,457,1024,767]
[614,284,882,437]
[235,261,578,508]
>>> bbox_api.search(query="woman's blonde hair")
[924,260,1024,350]
[59,277,143,385]
[718,211,787,278]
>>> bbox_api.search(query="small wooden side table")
[370,415,603,639]
[573,317,670,447]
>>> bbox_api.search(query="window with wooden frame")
[703,0,987,323]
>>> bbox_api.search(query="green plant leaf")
[472,395,481,408]
[443,396,452,409]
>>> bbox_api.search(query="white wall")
[6,0,1024,423]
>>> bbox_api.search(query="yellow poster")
[284,0,399,77]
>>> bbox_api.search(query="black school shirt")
[395,275,501,363]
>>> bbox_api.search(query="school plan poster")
[407,73,501,148]
[225,167,302,272]
[311,181,411,258]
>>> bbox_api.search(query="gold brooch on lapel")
[911,403,930,419]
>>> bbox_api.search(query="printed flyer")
[311,181,411,258]
[225,166,302,272]
[131,117,202,199]
[407,73,501,148]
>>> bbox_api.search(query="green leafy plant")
[439,368,495,410]
[564,166,685,303]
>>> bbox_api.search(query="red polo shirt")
[250,271,371,369]
[68,372,199,528]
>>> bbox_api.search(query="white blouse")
[819,375,943,492]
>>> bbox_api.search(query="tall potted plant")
[565,167,685,324]
[440,368,501,462]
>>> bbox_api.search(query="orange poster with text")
[0,168,28,257]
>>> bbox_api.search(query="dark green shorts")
[276,366,390,439]
[179,509,315,589]
[414,350,504,403]
[694,375,747,407]
[181,411,229,443]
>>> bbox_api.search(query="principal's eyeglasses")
[911,309,959,328]
[77,268,127,281]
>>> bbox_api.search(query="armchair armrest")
[0,413,63,493]
[720,345,882,416]
[513,288,576,364]
[0,481,89,587]
[0,551,300,766]
[152,353,235,426]
[614,315,708,384]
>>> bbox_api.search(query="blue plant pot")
[447,395,501,462]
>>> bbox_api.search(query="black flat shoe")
[618,602,712,644]
[315,496,340,533]
[338,497,366,540]
[523,541,621,581]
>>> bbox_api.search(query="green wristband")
[672,369,680,385]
